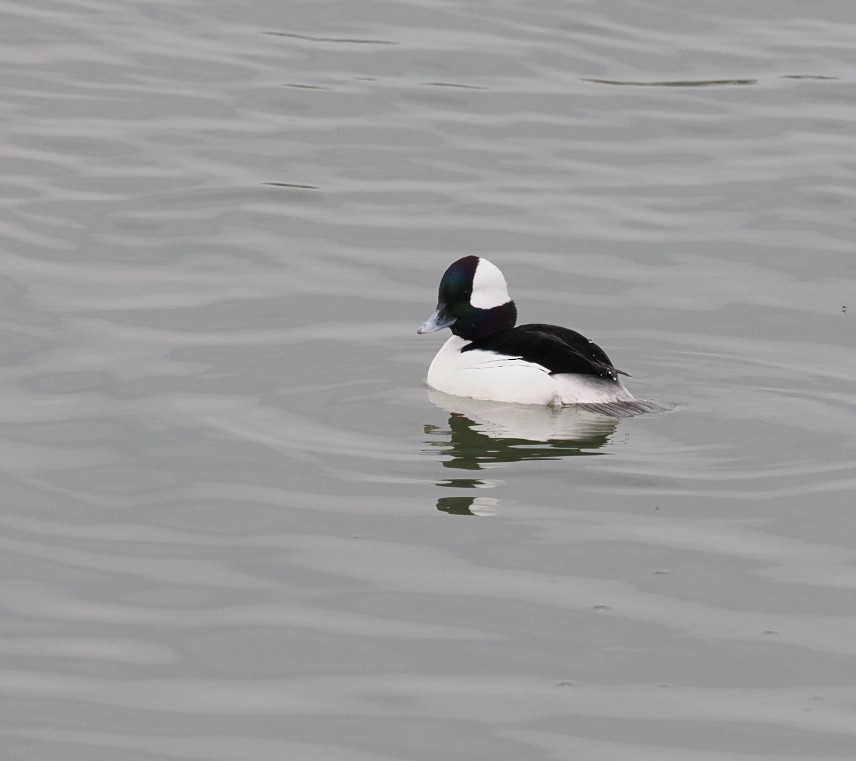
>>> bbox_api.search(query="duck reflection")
[425,389,621,465]
[436,496,499,517]
[424,390,627,514]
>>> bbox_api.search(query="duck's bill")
[417,307,456,334]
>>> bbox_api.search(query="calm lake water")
[2,0,856,759]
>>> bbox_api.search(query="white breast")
[425,336,636,407]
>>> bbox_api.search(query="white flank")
[425,336,636,406]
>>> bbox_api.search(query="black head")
[418,256,517,341]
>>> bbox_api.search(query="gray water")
[2,0,856,759]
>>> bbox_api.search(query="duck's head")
[417,255,517,341]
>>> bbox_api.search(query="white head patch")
[471,258,511,309]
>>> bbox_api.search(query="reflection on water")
[424,390,625,514]
[436,495,499,517]
[425,390,622,454]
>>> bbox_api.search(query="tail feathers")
[576,399,673,417]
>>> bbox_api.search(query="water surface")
[2,1,856,759]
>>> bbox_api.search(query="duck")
[417,255,641,409]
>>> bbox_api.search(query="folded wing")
[463,323,626,381]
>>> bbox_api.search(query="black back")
[462,323,625,381]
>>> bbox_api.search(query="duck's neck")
[451,301,517,341]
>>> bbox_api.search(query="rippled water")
[2,0,856,758]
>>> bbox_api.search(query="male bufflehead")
[418,256,641,409]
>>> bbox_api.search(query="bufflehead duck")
[418,256,640,408]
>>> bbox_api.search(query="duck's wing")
[464,323,626,381]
